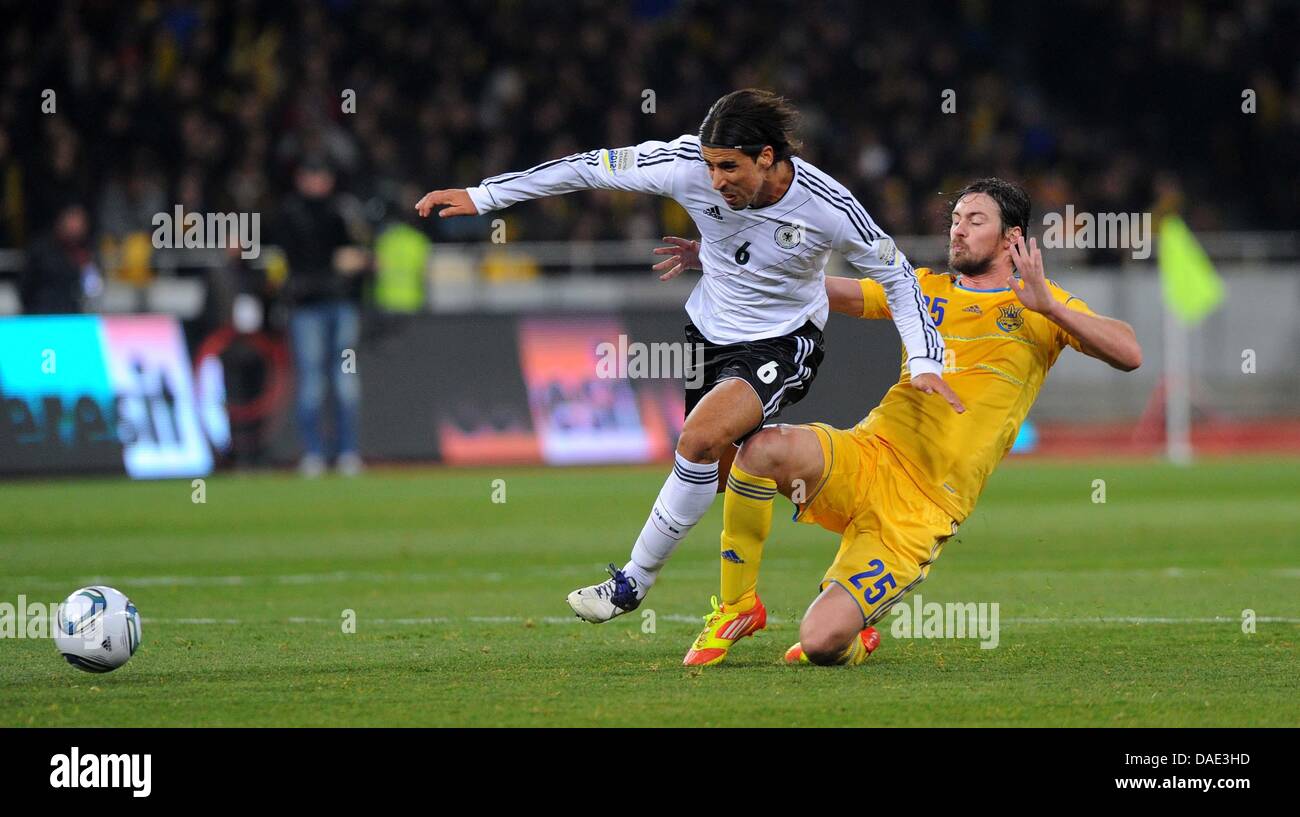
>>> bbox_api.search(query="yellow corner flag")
[1157,214,1225,325]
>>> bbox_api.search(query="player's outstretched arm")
[418,138,691,221]
[1009,237,1143,371]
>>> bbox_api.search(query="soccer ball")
[55,586,142,673]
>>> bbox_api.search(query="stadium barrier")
[2,238,1297,474]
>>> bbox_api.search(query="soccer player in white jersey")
[416,89,961,623]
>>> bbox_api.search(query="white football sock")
[624,452,719,597]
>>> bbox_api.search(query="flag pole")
[1157,213,1221,466]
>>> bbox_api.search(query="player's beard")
[949,245,996,276]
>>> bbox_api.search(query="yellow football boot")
[682,595,767,667]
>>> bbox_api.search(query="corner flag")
[1157,215,1225,325]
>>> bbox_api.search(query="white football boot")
[566,563,642,623]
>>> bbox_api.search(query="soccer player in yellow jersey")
[676,178,1144,666]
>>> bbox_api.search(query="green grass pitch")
[1,457,1297,727]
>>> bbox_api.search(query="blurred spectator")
[0,0,1296,263]
[19,202,99,314]
[275,159,368,477]
[372,220,430,313]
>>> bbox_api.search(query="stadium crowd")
[1,0,1296,269]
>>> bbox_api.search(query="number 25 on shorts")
[848,559,897,605]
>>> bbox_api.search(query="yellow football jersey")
[856,268,1093,522]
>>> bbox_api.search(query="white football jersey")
[466,134,944,376]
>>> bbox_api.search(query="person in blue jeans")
[276,159,370,476]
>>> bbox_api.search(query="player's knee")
[735,428,785,476]
[800,629,853,666]
[676,426,726,463]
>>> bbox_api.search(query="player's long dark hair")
[698,89,803,162]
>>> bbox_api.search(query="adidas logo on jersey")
[701,205,724,222]
[963,304,982,315]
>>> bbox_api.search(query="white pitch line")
[1005,616,1300,624]
[4,567,592,589]
[8,565,1300,590]
[142,615,1300,626]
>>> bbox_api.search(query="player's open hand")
[912,372,965,413]
[652,236,701,281]
[415,189,478,218]
[1009,236,1055,315]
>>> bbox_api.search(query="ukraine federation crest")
[996,303,1026,332]
[774,223,803,249]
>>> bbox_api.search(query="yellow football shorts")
[794,423,959,627]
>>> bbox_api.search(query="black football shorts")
[683,320,826,443]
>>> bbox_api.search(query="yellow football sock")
[720,463,777,611]
[834,635,866,666]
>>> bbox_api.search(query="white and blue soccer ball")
[54,586,142,673]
